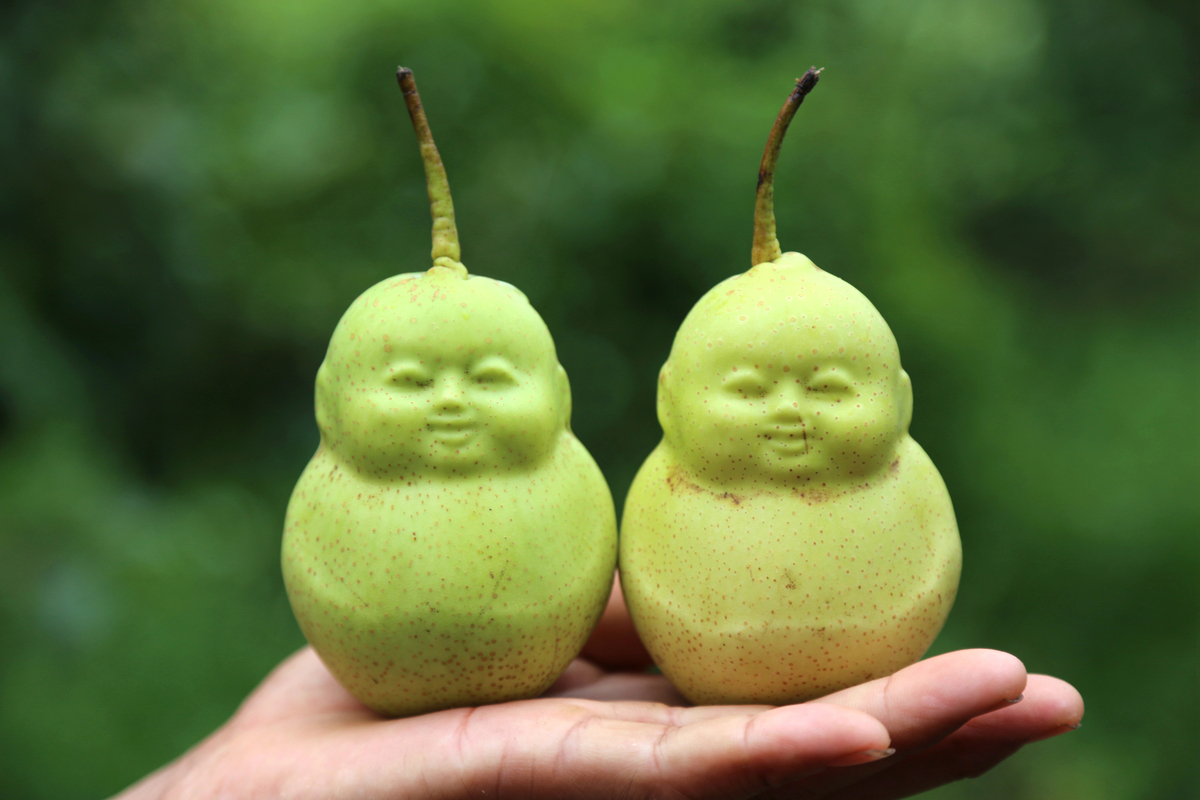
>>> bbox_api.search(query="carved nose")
[434,374,467,410]
[770,387,805,420]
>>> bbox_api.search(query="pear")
[618,69,961,705]
[281,68,617,718]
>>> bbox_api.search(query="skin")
[112,576,1084,800]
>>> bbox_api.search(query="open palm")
[116,579,1082,799]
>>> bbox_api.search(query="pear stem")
[750,67,821,267]
[397,67,465,274]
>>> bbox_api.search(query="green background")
[1,1,1196,797]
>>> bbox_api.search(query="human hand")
[115,577,1082,799]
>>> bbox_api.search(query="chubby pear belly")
[619,440,960,705]
[282,441,617,717]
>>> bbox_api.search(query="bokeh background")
[1,0,1196,797]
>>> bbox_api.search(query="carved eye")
[392,366,432,390]
[807,373,851,394]
[469,358,517,388]
[725,373,768,398]
[473,368,513,385]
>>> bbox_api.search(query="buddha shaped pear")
[282,69,617,718]
[619,69,961,705]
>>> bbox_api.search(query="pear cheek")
[690,404,748,468]
[389,401,434,460]
[483,390,560,468]
[335,399,422,470]
[828,400,900,476]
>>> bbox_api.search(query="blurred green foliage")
[1,0,1196,797]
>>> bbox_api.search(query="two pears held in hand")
[281,70,617,718]
[619,69,962,705]
[281,66,960,716]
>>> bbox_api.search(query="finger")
[389,698,892,800]
[812,649,1028,750]
[511,701,891,800]
[580,571,655,670]
[937,674,1084,744]
[768,650,1027,798]
[814,674,1084,800]
[625,703,892,798]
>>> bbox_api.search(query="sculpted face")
[314,269,568,479]
[659,253,912,488]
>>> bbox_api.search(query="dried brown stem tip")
[397,67,463,273]
[750,67,822,267]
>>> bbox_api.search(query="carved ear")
[314,362,335,439]
[656,362,674,442]
[897,369,913,435]
[555,364,572,432]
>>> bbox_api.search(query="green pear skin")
[283,268,617,717]
[619,72,960,705]
[281,69,616,718]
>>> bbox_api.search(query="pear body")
[619,253,960,704]
[283,267,617,717]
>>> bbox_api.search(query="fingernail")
[1030,720,1084,743]
[828,748,896,767]
[1006,694,1024,704]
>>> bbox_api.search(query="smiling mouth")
[427,420,476,444]
[763,427,809,452]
